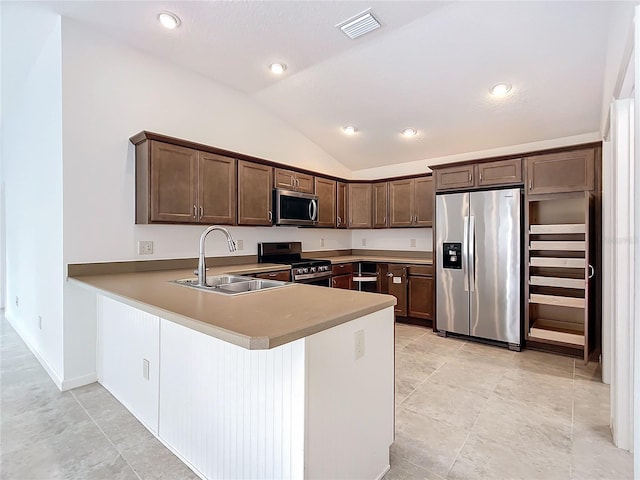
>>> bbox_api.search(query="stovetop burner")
[258,242,332,283]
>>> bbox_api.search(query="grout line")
[70,389,143,480]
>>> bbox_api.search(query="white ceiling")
[47,1,616,171]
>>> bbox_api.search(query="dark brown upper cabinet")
[337,182,348,229]
[414,176,434,227]
[348,183,372,228]
[373,182,389,228]
[314,177,337,228]
[238,160,273,226]
[198,152,237,225]
[274,168,314,194]
[136,140,235,225]
[434,165,475,191]
[435,159,523,192]
[526,149,595,195]
[389,176,433,227]
[476,158,523,187]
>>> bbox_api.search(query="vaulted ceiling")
[47,1,616,171]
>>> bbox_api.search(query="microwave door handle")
[309,199,318,221]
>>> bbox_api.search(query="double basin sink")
[174,274,290,296]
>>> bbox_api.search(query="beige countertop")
[70,262,396,351]
[316,255,433,265]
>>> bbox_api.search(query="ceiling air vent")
[337,10,381,40]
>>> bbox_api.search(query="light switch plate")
[354,330,365,360]
[142,358,150,380]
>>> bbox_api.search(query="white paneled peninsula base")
[97,294,394,480]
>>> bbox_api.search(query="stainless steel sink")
[173,275,290,295]
[217,279,284,294]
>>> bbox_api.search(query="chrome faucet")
[197,226,237,286]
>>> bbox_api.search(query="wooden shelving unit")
[525,192,595,362]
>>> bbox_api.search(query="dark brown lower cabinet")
[383,263,434,326]
[408,275,434,320]
[253,270,291,282]
[387,265,408,317]
[332,274,352,289]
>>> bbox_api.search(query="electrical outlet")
[410,238,417,248]
[354,330,365,360]
[236,239,244,251]
[361,238,367,247]
[320,238,325,247]
[142,358,150,380]
[138,241,153,255]
[38,316,42,330]
[15,296,19,307]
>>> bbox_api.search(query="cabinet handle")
[468,173,471,182]
[529,179,533,190]
[479,172,482,181]
[588,265,595,279]
[337,216,341,226]
[199,206,203,219]
[470,173,473,183]
[193,205,197,218]
[387,272,394,277]
[268,211,272,222]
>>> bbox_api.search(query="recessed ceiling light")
[157,12,181,30]
[490,83,512,97]
[402,128,417,138]
[269,63,287,75]
[342,125,358,135]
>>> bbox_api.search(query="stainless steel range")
[258,242,332,286]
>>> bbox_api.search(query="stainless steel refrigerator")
[435,188,522,350]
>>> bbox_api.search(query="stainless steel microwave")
[273,189,318,226]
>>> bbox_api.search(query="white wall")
[60,18,352,266]
[1,4,65,383]
[351,228,432,252]
[351,132,601,180]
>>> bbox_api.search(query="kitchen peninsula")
[70,261,396,480]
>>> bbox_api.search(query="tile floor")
[1,315,633,479]
[387,323,633,480]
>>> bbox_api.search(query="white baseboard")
[5,312,64,391]
[4,312,95,392]
[61,372,97,391]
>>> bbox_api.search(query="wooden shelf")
[529,224,586,234]
[530,257,586,268]
[530,293,585,309]
[530,241,586,251]
[529,319,585,346]
[530,276,585,289]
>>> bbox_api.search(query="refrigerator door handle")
[462,215,469,292]
[469,215,476,292]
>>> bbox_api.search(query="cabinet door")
[198,152,236,225]
[373,182,388,228]
[336,182,348,228]
[348,184,373,228]
[387,264,408,317]
[238,160,273,225]
[150,141,198,223]
[477,158,522,187]
[526,149,595,195]
[389,179,413,227]
[314,177,337,228]
[295,172,315,194]
[434,165,474,191]
[408,275,434,320]
[274,168,296,190]
[414,176,434,227]
[254,270,291,282]
[332,274,353,290]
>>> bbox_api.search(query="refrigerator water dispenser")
[442,242,462,269]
